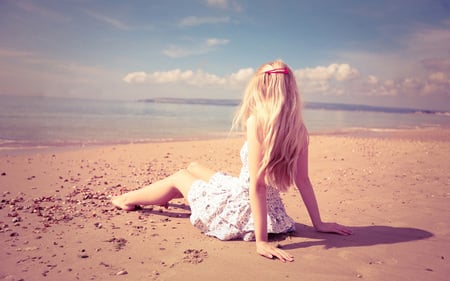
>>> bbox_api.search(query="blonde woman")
[112,60,352,262]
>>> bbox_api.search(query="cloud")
[0,48,109,77]
[84,10,130,30]
[428,72,449,83]
[14,1,69,22]
[421,58,450,72]
[206,38,230,47]
[206,0,228,9]
[124,64,361,93]
[0,47,121,98]
[360,73,450,98]
[123,61,450,100]
[295,63,360,83]
[162,46,194,59]
[0,48,33,58]
[206,0,242,11]
[404,22,450,58]
[366,75,379,85]
[124,69,227,86]
[123,68,256,89]
[162,38,230,58]
[178,16,230,27]
[228,68,254,85]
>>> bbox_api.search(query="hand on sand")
[256,241,294,263]
[315,222,353,235]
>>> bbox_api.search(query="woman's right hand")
[256,241,294,262]
[315,221,353,235]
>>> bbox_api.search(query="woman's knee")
[187,162,215,182]
[187,161,199,170]
[171,169,197,197]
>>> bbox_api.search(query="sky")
[0,0,449,111]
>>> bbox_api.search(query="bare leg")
[187,162,216,182]
[112,169,198,211]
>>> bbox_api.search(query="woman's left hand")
[256,241,295,262]
[315,222,353,235]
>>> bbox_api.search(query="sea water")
[0,95,448,151]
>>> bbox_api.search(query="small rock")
[12,217,22,223]
[116,270,128,276]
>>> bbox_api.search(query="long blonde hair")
[233,60,308,192]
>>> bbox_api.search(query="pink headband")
[264,67,289,75]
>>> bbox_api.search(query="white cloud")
[295,63,360,82]
[206,38,230,47]
[162,46,193,58]
[123,69,227,86]
[14,1,69,22]
[125,64,361,94]
[336,20,450,100]
[228,68,254,85]
[0,48,106,77]
[206,0,242,11]
[358,73,450,98]
[123,61,450,100]
[123,72,147,83]
[422,58,450,72]
[401,77,421,89]
[367,75,378,85]
[178,16,230,27]
[0,48,33,58]
[294,63,360,95]
[404,23,450,58]
[206,0,228,9]
[334,64,360,81]
[428,72,449,83]
[123,68,255,88]
[84,10,130,30]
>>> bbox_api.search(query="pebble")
[12,217,22,223]
[116,270,128,276]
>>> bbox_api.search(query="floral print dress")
[187,142,295,241]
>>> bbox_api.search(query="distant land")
[138,97,447,115]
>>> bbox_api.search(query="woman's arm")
[295,144,353,235]
[247,117,294,262]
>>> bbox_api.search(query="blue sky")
[1,0,449,110]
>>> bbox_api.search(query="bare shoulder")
[246,115,256,128]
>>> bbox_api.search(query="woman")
[112,60,352,262]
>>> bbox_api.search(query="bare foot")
[111,196,138,211]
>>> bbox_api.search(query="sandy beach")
[0,128,449,281]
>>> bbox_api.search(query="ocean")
[0,95,449,153]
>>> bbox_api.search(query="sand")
[0,128,449,281]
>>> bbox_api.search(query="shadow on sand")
[279,223,433,250]
[135,202,191,218]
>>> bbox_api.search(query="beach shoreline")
[0,128,449,280]
[1,127,449,157]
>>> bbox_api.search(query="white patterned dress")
[187,141,295,241]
